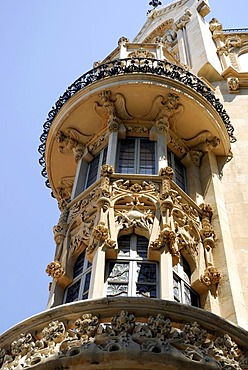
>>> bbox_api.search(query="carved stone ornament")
[94,90,133,131]
[92,222,109,242]
[1,310,247,370]
[174,8,192,31]
[209,18,223,34]
[128,48,155,59]
[100,164,114,178]
[46,261,65,280]
[182,131,221,167]
[55,128,93,163]
[200,266,221,286]
[227,77,240,93]
[143,94,184,133]
[118,36,129,45]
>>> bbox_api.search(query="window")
[106,235,158,298]
[64,250,92,303]
[117,138,156,174]
[173,255,199,306]
[167,149,187,192]
[85,146,108,188]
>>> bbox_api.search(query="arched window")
[64,250,92,303]
[167,148,187,192]
[117,138,156,174]
[106,234,158,298]
[173,255,199,306]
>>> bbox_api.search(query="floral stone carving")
[46,261,65,280]
[1,310,247,370]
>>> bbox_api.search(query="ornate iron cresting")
[38,58,236,192]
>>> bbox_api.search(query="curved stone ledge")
[38,57,236,194]
[0,298,247,370]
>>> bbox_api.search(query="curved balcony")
[38,58,236,195]
[0,298,247,370]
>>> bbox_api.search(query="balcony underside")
[0,298,247,370]
[39,58,235,197]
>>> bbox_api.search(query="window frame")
[85,146,108,189]
[167,148,187,192]
[117,137,157,175]
[173,255,199,307]
[105,234,159,298]
[64,250,92,303]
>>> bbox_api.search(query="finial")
[147,0,162,14]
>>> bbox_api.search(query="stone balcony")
[0,298,247,370]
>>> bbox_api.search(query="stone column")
[106,131,118,168]
[160,250,174,300]
[88,247,106,299]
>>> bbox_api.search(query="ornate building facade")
[1,0,248,369]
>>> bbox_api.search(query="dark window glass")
[118,139,135,173]
[173,256,199,307]
[65,280,80,303]
[86,146,108,188]
[118,138,156,174]
[139,139,156,174]
[106,235,158,298]
[167,149,186,192]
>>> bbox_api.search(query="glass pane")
[174,156,186,192]
[136,236,148,258]
[136,284,157,298]
[118,235,131,257]
[173,275,180,302]
[137,263,156,283]
[102,146,108,165]
[184,283,192,305]
[107,284,128,297]
[118,139,135,174]
[73,251,86,278]
[139,139,155,174]
[83,272,91,294]
[65,280,80,303]
[107,262,129,282]
[86,153,100,187]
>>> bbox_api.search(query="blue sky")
[0,0,247,334]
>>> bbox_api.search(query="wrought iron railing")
[223,28,248,33]
[38,58,236,192]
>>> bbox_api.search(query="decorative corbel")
[93,90,132,132]
[182,131,220,167]
[87,222,109,260]
[143,94,184,134]
[174,9,192,31]
[55,128,93,163]
[150,227,180,263]
[56,177,74,211]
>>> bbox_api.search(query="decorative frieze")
[1,309,247,370]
